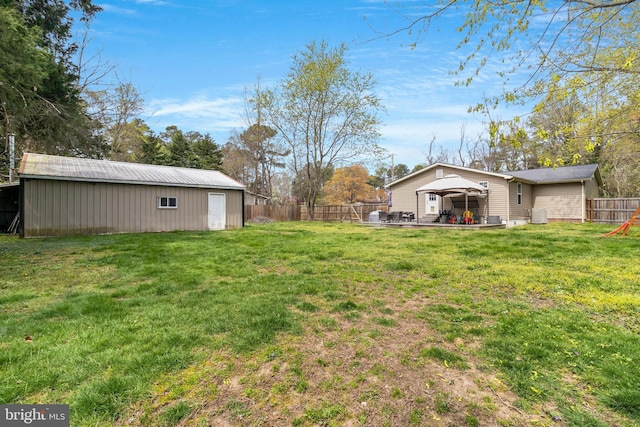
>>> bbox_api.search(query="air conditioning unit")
[531,208,547,224]
[487,215,501,224]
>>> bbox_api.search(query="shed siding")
[23,179,243,237]
[389,166,510,220]
[531,183,583,220]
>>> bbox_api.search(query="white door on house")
[208,193,226,230]
[425,193,440,214]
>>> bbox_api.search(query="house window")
[428,193,437,202]
[478,181,489,189]
[516,183,522,205]
[436,169,444,179]
[158,196,178,209]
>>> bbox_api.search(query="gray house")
[18,153,246,237]
[387,163,602,224]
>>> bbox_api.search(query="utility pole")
[8,133,15,183]
[390,153,395,182]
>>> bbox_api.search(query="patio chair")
[379,211,388,222]
[402,212,415,222]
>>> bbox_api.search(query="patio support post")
[415,191,419,223]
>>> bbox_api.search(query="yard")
[1,222,639,426]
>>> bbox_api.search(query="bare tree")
[457,124,471,167]
[227,79,290,201]
[74,27,115,93]
[85,81,144,161]
[424,134,449,165]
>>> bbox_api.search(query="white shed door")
[208,193,226,230]
[425,193,440,214]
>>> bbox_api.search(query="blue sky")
[83,0,520,169]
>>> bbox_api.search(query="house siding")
[388,171,429,214]
[584,178,600,198]
[508,182,534,221]
[389,166,510,221]
[22,179,243,237]
[387,163,601,225]
[531,183,584,221]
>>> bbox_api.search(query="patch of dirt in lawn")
[122,295,551,426]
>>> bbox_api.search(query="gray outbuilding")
[18,153,246,237]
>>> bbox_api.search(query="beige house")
[18,153,245,237]
[386,163,602,224]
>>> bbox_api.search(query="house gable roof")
[387,162,602,188]
[18,153,245,190]
[509,164,602,185]
[386,163,511,188]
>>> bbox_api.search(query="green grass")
[1,222,639,425]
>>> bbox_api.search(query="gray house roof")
[19,153,245,190]
[509,164,602,185]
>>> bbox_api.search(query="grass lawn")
[1,222,639,426]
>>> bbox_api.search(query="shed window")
[516,183,522,205]
[158,196,178,209]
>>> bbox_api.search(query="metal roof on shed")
[18,153,245,190]
[509,164,601,185]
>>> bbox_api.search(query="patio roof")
[416,174,487,195]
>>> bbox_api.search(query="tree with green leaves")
[138,128,166,166]
[238,123,285,198]
[161,126,194,168]
[291,162,334,205]
[257,41,384,219]
[1,7,49,177]
[190,132,224,171]
[154,126,223,170]
[1,0,104,170]
[224,80,289,202]
[370,167,388,189]
[386,0,639,162]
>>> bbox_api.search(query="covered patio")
[412,174,500,226]
[369,174,504,228]
[369,173,506,228]
[415,174,489,224]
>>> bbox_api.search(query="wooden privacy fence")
[301,203,389,222]
[246,200,640,224]
[244,203,389,222]
[586,198,640,223]
[244,205,301,222]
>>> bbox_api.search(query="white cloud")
[134,0,169,5]
[98,4,136,15]
[144,93,245,136]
